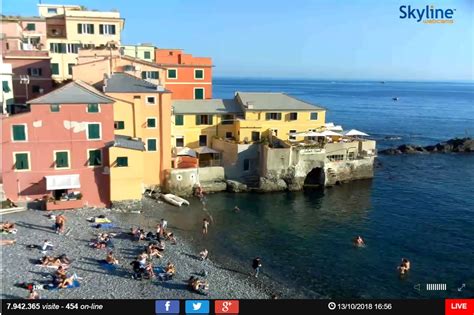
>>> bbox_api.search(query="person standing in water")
[252,257,262,278]
[202,218,210,235]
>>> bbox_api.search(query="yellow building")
[171,92,326,148]
[104,73,172,201]
[38,4,124,81]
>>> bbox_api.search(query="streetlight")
[19,75,30,101]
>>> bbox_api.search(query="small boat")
[161,194,190,207]
[392,97,399,101]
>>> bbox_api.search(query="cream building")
[121,43,156,62]
[38,4,124,81]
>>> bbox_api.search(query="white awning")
[195,146,220,154]
[45,174,80,190]
[321,130,343,137]
[344,129,370,137]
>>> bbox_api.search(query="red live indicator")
[445,299,474,315]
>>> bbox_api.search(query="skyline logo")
[399,5,456,24]
[155,300,180,314]
[185,300,209,314]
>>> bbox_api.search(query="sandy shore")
[1,204,294,299]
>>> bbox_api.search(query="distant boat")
[392,97,399,101]
[380,81,385,84]
[161,194,190,207]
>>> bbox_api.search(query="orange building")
[155,48,213,100]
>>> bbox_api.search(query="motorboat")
[392,97,399,101]
[161,194,190,207]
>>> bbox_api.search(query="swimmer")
[199,249,209,261]
[234,206,240,213]
[202,218,210,235]
[353,236,365,247]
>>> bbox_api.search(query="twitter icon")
[185,300,209,314]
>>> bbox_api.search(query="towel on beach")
[94,223,116,229]
[44,280,80,290]
[99,259,117,271]
[154,267,165,273]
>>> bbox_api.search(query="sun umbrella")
[344,129,369,137]
[321,130,343,137]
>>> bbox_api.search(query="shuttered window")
[2,81,11,92]
[50,104,60,112]
[147,118,156,128]
[116,157,128,167]
[114,121,125,130]
[12,125,26,141]
[14,153,30,170]
[55,151,69,168]
[87,123,101,140]
[147,139,157,151]
[87,103,99,113]
[26,23,36,31]
[196,115,213,125]
[194,88,204,100]
[167,69,177,79]
[51,63,59,75]
[175,115,184,126]
[88,150,102,166]
[144,51,151,59]
[194,69,204,79]
[265,113,282,120]
[310,112,319,120]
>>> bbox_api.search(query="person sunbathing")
[189,277,209,294]
[57,274,76,288]
[165,232,177,244]
[145,262,155,279]
[156,240,165,252]
[146,244,163,259]
[164,262,176,276]
[41,255,70,267]
[0,239,16,246]
[199,249,209,261]
[106,251,119,265]
[1,221,16,233]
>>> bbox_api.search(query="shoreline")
[0,205,303,299]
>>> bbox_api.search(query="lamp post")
[19,75,30,102]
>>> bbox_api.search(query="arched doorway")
[303,167,325,188]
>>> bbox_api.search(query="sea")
[159,79,474,299]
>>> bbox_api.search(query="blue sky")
[3,0,473,80]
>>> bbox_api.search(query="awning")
[176,147,197,158]
[45,174,80,190]
[321,130,343,137]
[195,146,220,154]
[344,129,370,137]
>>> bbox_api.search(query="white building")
[0,61,14,115]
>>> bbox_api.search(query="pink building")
[1,81,115,209]
[1,16,48,51]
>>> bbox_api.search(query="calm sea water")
[160,79,474,298]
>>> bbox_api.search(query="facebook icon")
[155,300,180,314]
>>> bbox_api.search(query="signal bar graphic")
[426,283,446,291]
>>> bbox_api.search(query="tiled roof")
[103,72,169,93]
[172,99,243,114]
[235,92,325,111]
[28,80,114,104]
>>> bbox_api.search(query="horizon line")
[212,76,474,83]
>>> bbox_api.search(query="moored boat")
[161,194,190,207]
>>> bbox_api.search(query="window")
[116,157,128,167]
[14,153,30,170]
[47,8,57,14]
[196,115,213,125]
[310,112,319,120]
[68,63,74,75]
[175,115,184,126]
[87,123,101,140]
[144,51,151,59]
[221,114,234,125]
[50,43,66,53]
[32,85,41,93]
[2,81,11,92]
[147,118,157,128]
[67,43,79,54]
[167,69,177,79]
[114,121,125,130]
[328,154,344,162]
[99,24,116,35]
[225,132,233,139]
[141,71,159,79]
[251,131,260,142]
[243,159,250,171]
[146,96,156,105]
[147,139,157,151]
[87,103,99,113]
[51,63,59,75]
[123,65,135,72]
[81,43,95,49]
[88,149,102,166]
[77,23,94,34]
[26,23,36,31]
[194,69,204,79]
[265,112,282,120]
[289,112,298,121]
[176,137,184,147]
[199,135,207,146]
[55,151,69,169]
[289,129,297,141]
[12,125,27,141]
[194,88,204,100]
[348,152,356,160]
[27,68,42,77]
[50,104,60,112]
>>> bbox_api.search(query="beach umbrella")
[321,130,343,137]
[328,125,343,132]
[344,129,369,137]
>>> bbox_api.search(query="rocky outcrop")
[257,176,287,192]
[201,181,227,193]
[379,138,474,155]
[226,180,249,193]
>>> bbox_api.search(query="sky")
[2,0,473,81]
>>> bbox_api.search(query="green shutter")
[147,139,157,151]
[277,113,282,120]
[111,25,116,34]
[60,43,66,53]
[144,51,151,59]
[209,115,213,125]
[195,69,203,79]
[265,113,271,120]
[168,69,177,78]
[88,124,101,139]
[51,63,59,75]
[114,121,125,129]
[77,23,82,34]
[194,88,204,99]
[195,115,201,125]
[90,24,94,34]
[147,118,156,128]
[15,153,29,170]
[27,23,36,31]
[116,157,128,167]
[152,71,159,79]
[88,150,102,166]
[175,115,184,126]
[141,71,147,79]
[12,125,26,141]
[55,151,69,168]
[87,103,99,113]
[99,24,104,34]
[68,63,74,75]
[2,81,11,92]
[50,104,60,112]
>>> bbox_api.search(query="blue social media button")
[185,300,210,314]
[155,300,180,314]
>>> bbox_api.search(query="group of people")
[187,276,209,295]
[40,254,71,268]
[1,221,17,246]
[90,232,113,249]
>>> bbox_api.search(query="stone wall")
[212,138,260,181]
[164,167,226,196]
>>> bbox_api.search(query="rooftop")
[172,99,243,115]
[236,92,325,111]
[103,73,169,93]
[28,80,114,104]
[1,15,45,21]
[108,135,145,151]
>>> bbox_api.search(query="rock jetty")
[379,138,474,155]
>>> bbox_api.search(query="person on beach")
[165,231,177,244]
[40,255,70,267]
[158,262,176,281]
[202,218,210,235]
[0,239,16,246]
[106,251,119,265]
[199,249,209,261]
[252,257,262,278]
[41,240,54,253]
[146,243,163,259]
[130,260,144,280]
[55,215,66,234]
[353,236,365,247]
[160,218,168,231]
[1,221,16,233]
[27,289,40,299]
